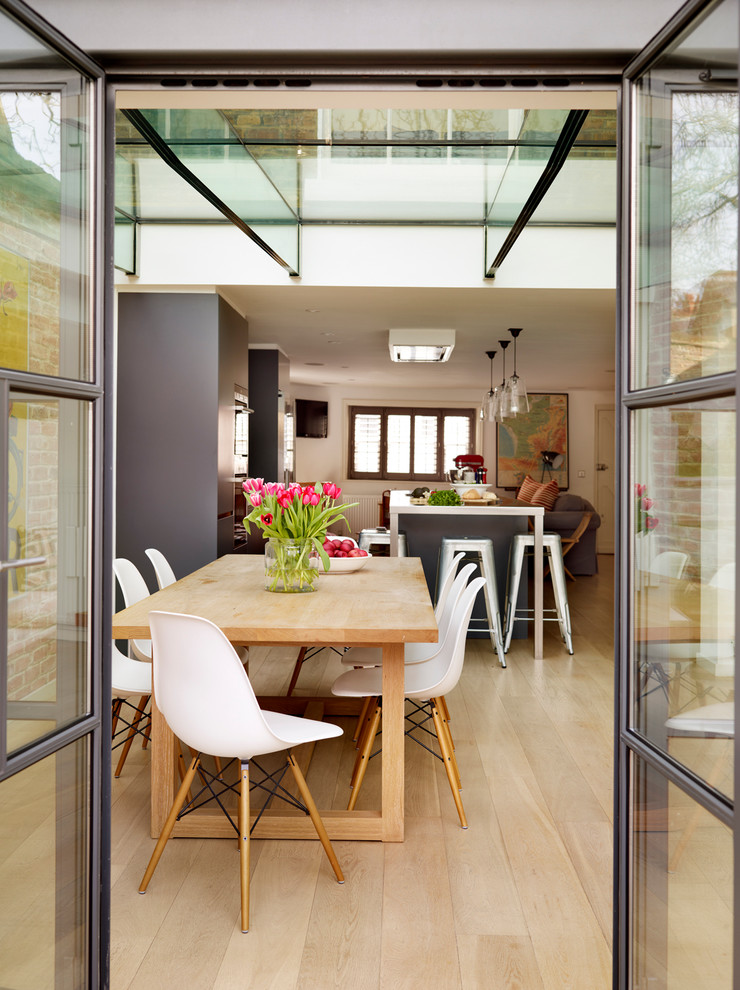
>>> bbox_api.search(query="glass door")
[618,0,737,987]
[0,2,107,988]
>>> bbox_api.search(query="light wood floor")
[110,558,616,989]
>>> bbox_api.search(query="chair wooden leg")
[352,695,372,743]
[114,696,148,778]
[431,698,462,791]
[139,755,200,893]
[287,753,344,882]
[439,694,451,725]
[286,647,309,697]
[239,761,250,932]
[431,701,467,828]
[111,698,122,736]
[348,702,381,811]
[350,697,379,787]
[141,696,151,748]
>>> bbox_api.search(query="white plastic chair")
[331,576,485,828]
[145,547,177,589]
[648,550,689,580]
[111,643,152,778]
[138,611,345,934]
[113,557,152,663]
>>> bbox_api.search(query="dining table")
[111,553,437,843]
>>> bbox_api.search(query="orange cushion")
[529,479,559,510]
[517,475,540,502]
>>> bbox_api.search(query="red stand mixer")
[450,454,487,484]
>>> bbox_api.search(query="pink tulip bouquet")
[635,483,659,534]
[242,479,357,589]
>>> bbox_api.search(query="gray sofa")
[514,492,601,575]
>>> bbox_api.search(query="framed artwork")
[496,393,569,490]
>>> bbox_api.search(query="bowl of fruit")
[314,536,372,573]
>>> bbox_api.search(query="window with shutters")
[348,406,476,481]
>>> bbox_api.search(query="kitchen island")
[389,489,545,658]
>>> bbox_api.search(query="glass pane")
[352,412,381,473]
[413,414,437,474]
[0,49,92,380]
[114,210,136,275]
[444,415,473,473]
[7,393,91,753]
[387,414,410,474]
[0,736,90,989]
[632,0,738,388]
[632,398,734,796]
[632,761,732,989]
[123,108,300,273]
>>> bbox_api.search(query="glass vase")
[264,537,318,593]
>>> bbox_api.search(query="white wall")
[293,381,614,507]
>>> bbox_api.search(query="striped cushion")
[530,479,559,509]
[517,475,540,502]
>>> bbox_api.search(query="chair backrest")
[111,642,151,697]
[113,557,153,659]
[404,562,476,663]
[410,576,485,699]
[710,562,735,590]
[113,557,151,607]
[649,550,689,580]
[435,562,477,641]
[145,547,177,589]
[148,610,290,759]
[435,551,466,617]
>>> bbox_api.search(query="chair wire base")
[174,754,313,835]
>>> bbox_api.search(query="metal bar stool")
[503,533,573,654]
[438,536,506,667]
[358,528,407,556]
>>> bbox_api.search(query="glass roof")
[114,105,616,276]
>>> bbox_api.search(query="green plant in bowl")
[427,489,462,506]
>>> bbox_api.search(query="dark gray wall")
[248,349,280,480]
[116,292,248,589]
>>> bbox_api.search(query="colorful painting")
[496,393,569,490]
[0,243,29,371]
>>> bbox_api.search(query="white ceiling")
[220,283,616,392]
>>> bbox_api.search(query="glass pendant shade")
[505,328,528,415]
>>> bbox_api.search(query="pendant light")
[481,349,498,421]
[497,339,511,420]
[506,327,529,415]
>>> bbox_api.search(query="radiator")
[339,494,380,537]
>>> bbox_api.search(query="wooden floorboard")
[109,557,617,989]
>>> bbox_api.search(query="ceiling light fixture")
[388,329,455,363]
[505,327,529,415]
[481,349,498,422]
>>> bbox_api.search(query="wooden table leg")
[381,642,405,841]
[150,691,176,839]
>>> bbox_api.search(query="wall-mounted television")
[295,399,328,438]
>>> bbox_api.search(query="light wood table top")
[112,553,437,843]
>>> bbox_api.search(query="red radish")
[340,540,355,552]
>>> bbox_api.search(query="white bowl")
[451,483,490,497]
[312,552,372,574]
